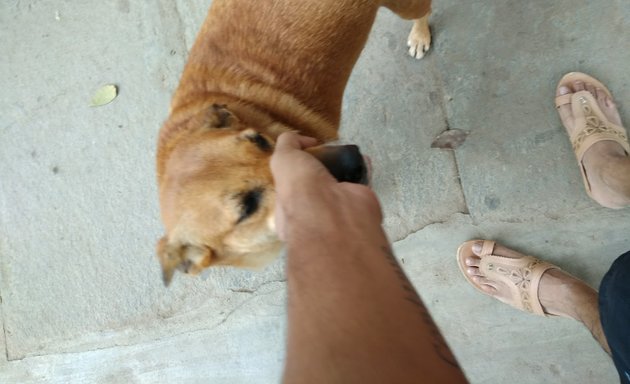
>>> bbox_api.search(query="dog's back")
[170,0,382,129]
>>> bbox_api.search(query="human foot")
[457,240,611,353]
[555,72,630,208]
[457,240,597,319]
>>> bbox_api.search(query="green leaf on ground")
[90,84,118,107]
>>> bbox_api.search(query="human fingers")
[274,132,318,153]
[271,133,320,176]
[271,133,331,240]
[271,132,334,191]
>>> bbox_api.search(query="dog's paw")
[407,17,431,60]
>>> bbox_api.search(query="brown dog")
[156,0,433,285]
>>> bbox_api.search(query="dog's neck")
[156,91,336,182]
[168,67,339,140]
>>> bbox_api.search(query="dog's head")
[157,104,368,286]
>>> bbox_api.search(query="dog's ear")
[204,104,237,129]
[156,236,182,286]
[156,236,213,286]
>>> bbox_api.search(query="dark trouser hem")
[599,250,630,384]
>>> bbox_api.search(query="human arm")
[272,132,468,384]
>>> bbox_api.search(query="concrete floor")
[1,0,629,383]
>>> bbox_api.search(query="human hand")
[270,132,382,243]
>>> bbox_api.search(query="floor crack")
[451,154,470,215]
[228,279,286,295]
[2,297,7,362]
[395,211,470,243]
[4,286,286,362]
[427,51,470,216]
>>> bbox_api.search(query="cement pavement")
[1,0,629,382]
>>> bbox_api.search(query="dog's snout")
[307,145,368,185]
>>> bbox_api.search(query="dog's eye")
[238,188,263,223]
[248,133,271,152]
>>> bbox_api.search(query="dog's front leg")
[382,0,432,59]
[407,13,431,59]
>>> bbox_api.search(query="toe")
[480,284,497,294]
[601,95,622,126]
[557,104,574,131]
[556,85,575,133]
[492,244,528,259]
[407,44,416,57]
[596,87,607,103]
[467,266,482,276]
[573,80,585,91]
[605,94,617,109]
[472,276,498,289]
[465,255,481,267]
[556,85,571,97]
[585,82,596,97]
[592,88,622,126]
[471,241,484,255]
[473,241,529,260]
[595,87,613,111]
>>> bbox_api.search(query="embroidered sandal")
[457,240,566,317]
[554,72,630,200]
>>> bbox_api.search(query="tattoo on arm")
[381,245,461,368]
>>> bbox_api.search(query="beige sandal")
[457,240,563,317]
[554,72,630,199]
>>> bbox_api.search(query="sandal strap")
[554,94,572,108]
[571,91,630,161]
[479,254,557,316]
[480,240,496,256]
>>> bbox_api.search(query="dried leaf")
[431,129,469,150]
[90,84,118,107]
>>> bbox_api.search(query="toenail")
[558,86,571,95]
[472,242,482,254]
